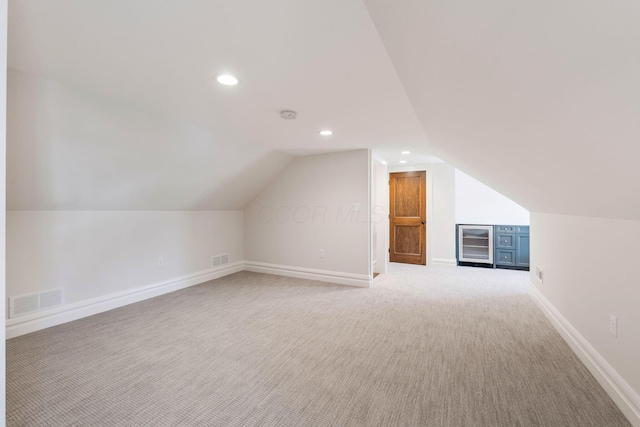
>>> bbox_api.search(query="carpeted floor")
[6,264,631,426]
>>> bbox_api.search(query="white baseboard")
[529,282,640,427]
[430,258,457,266]
[244,261,372,288]
[6,262,244,339]
[6,261,371,338]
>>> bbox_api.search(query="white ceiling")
[364,0,640,220]
[8,0,434,167]
[12,0,638,217]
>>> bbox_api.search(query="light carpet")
[6,264,631,426]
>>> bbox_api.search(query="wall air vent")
[9,288,65,319]
[10,294,38,318]
[39,288,65,309]
[212,254,230,268]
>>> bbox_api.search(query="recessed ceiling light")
[216,74,239,86]
[399,160,407,164]
[319,130,333,136]
[401,151,411,154]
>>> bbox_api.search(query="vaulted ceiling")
[363,0,640,220]
[8,0,640,217]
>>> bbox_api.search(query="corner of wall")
[243,150,371,279]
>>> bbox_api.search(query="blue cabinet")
[495,249,515,266]
[494,225,529,270]
[515,234,530,268]
[495,233,515,249]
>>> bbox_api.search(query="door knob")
[421,221,425,225]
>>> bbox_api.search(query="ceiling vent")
[280,110,297,120]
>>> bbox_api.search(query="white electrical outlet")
[158,257,164,267]
[535,267,544,283]
[609,315,617,337]
[319,249,325,258]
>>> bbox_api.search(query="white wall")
[1,0,8,421]
[530,213,640,423]
[7,211,243,307]
[455,169,529,225]
[431,163,456,264]
[244,150,370,280]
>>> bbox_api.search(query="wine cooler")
[458,225,494,264]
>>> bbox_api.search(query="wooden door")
[389,171,426,265]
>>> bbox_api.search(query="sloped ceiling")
[8,1,435,211]
[12,0,637,216]
[364,0,640,220]
[7,68,294,210]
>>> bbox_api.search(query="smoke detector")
[280,110,297,120]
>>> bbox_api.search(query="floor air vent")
[9,288,65,319]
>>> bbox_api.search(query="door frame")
[371,155,389,276]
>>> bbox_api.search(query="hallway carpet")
[6,265,631,426]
